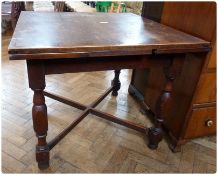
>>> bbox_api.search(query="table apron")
[43,55,174,75]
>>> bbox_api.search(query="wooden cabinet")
[193,72,216,104]
[207,41,216,69]
[185,107,216,139]
[130,2,216,152]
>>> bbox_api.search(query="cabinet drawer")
[193,72,216,104]
[184,106,216,139]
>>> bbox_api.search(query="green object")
[96,1,112,12]
[113,3,126,13]
[121,3,127,13]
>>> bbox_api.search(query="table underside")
[25,53,187,169]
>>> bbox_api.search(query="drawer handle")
[206,120,213,127]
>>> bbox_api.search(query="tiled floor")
[2,32,216,173]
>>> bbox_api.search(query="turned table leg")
[148,57,183,149]
[27,60,49,169]
[33,89,49,169]
[111,70,121,96]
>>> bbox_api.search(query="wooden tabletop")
[8,11,210,60]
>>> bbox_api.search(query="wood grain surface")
[8,11,210,59]
[2,32,216,173]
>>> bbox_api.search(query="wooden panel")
[161,2,216,41]
[160,2,216,139]
[131,2,216,148]
[141,2,164,22]
[143,53,205,138]
[8,11,210,59]
[161,2,216,71]
[184,107,216,139]
[193,72,216,104]
[202,30,216,71]
[131,69,149,95]
[207,41,216,69]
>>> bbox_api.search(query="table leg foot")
[148,127,163,149]
[36,147,49,170]
[38,162,49,170]
[169,143,182,153]
[111,70,121,96]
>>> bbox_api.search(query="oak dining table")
[8,11,210,169]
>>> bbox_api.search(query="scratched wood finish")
[8,11,210,59]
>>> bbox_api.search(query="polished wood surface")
[8,11,210,59]
[130,2,216,152]
[193,72,216,104]
[161,1,216,74]
[207,41,216,69]
[8,10,211,169]
[2,32,216,173]
[207,40,216,69]
[161,2,216,41]
[184,107,216,139]
[161,2,216,143]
